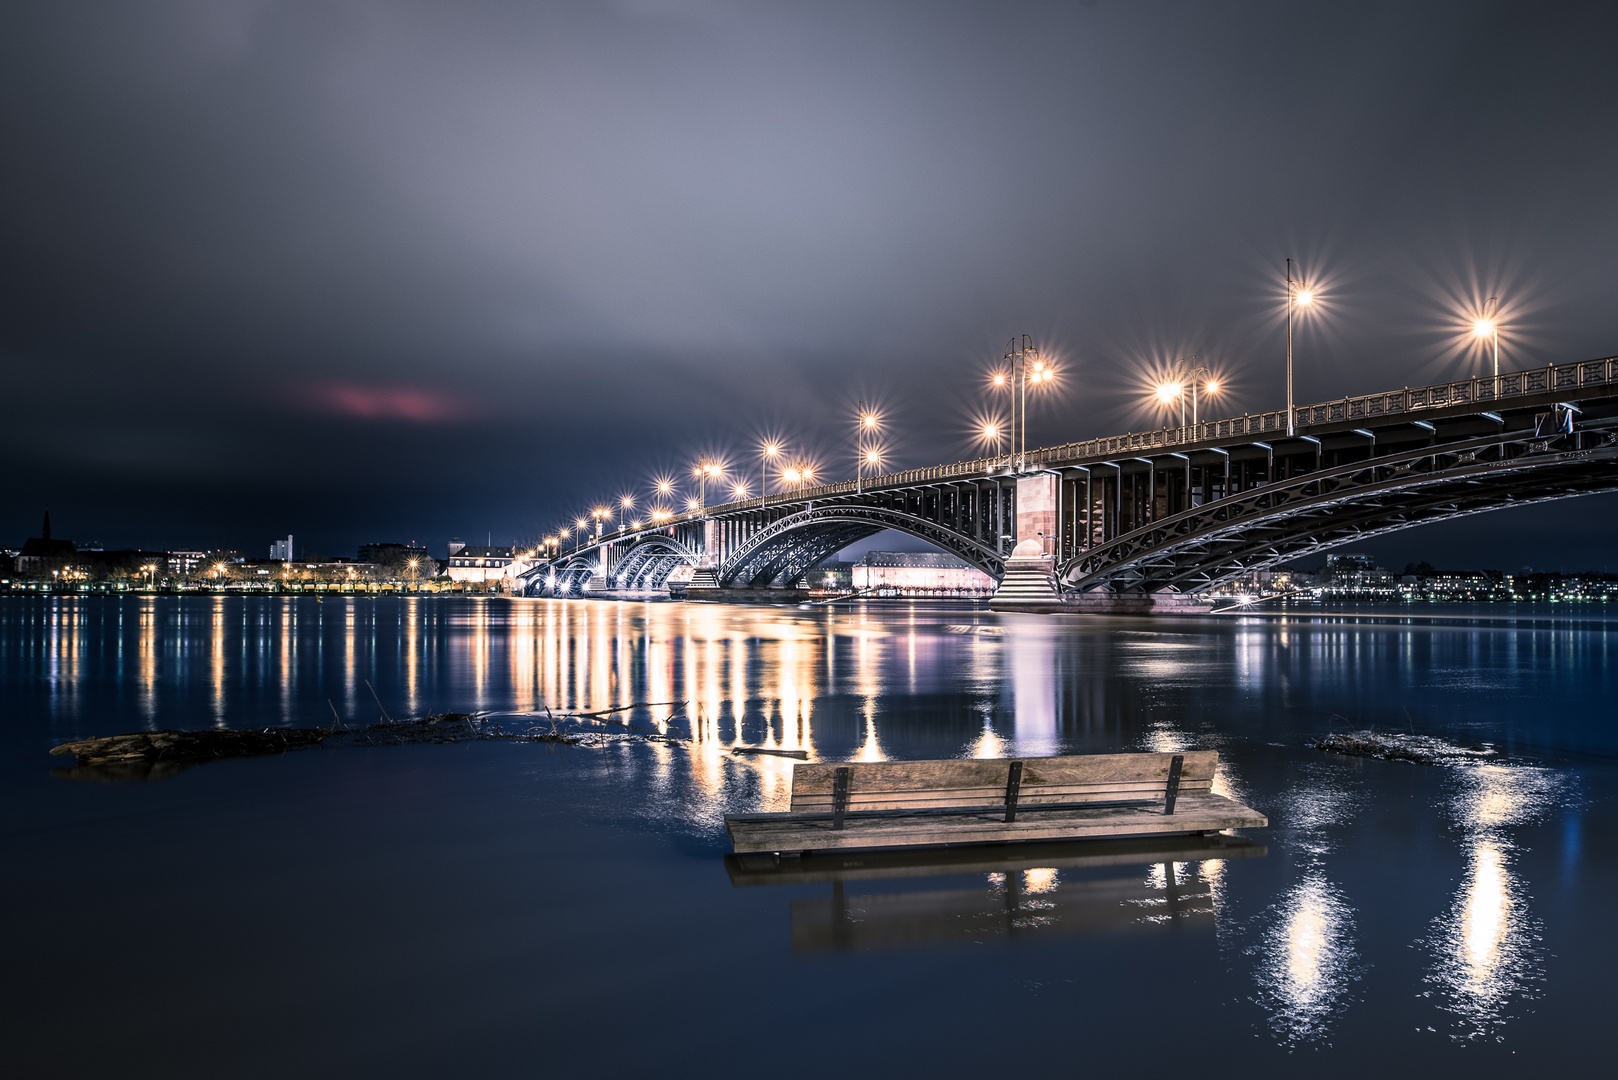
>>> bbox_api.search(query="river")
[2,595,1612,1077]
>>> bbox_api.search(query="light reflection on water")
[1423,764,1564,1041]
[1247,766,1364,1044]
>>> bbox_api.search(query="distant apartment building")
[851,551,994,596]
[165,551,207,577]
[269,535,294,561]
[1322,553,1397,598]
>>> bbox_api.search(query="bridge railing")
[587,357,1618,546]
[1022,356,1618,468]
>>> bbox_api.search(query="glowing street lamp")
[574,517,588,552]
[592,506,608,540]
[692,458,723,512]
[980,420,1003,459]
[1285,258,1315,437]
[1003,335,1055,469]
[1473,296,1500,381]
[855,403,881,493]
[1155,356,1220,427]
[760,441,781,508]
[619,495,634,532]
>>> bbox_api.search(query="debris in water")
[1310,730,1499,766]
[50,699,691,779]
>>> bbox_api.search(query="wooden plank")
[789,751,1216,797]
[789,778,1214,813]
[727,793,1267,853]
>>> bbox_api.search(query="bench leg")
[832,766,850,831]
[1004,760,1024,823]
[1164,754,1183,815]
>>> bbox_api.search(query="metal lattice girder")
[1064,428,1618,593]
[719,505,1007,588]
[610,536,698,590]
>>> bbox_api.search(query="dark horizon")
[5,1,1617,571]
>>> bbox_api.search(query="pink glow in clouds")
[305,384,483,423]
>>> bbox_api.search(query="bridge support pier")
[989,475,1060,611]
[989,472,1210,615]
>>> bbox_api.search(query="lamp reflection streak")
[1248,768,1363,1044]
[1423,764,1563,1041]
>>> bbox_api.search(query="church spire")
[42,510,50,541]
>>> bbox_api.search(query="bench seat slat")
[727,793,1267,853]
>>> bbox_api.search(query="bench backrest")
[788,751,1217,814]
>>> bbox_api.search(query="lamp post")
[692,459,722,513]
[760,442,780,508]
[1156,356,1219,428]
[1286,259,1314,437]
[989,367,1011,468]
[1473,296,1500,388]
[856,404,880,493]
[1005,334,1053,470]
[574,518,588,552]
[619,495,634,533]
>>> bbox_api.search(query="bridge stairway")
[988,540,1061,612]
[686,568,721,591]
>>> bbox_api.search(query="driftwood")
[731,747,810,760]
[49,698,690,779]
[1311,730,1498,765]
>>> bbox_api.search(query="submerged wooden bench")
[724,751,1266,854]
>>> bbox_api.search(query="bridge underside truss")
[1065,430,1618,593]
[611,538,698,590]
[718,505,1007,589]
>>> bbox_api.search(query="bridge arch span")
[719,505,1006,589]
[1062,431,1618,594]
[611,535,699,591]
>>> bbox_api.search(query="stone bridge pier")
[989,472,1209,615]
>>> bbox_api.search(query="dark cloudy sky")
[4,1,1616,570]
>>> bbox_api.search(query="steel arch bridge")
[517,356,1618,609]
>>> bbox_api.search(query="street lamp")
[619,495,634,532]
[1155,356,1220,427]
[1004,335,1054,469]
[760,441,781,508]
[1473,296,1500,383]
[1286,258,1314,437]
[979,420,1003,459]
[692,459,722,513]
[855,403,881,493]
[574,517,588,551]
[592,507,608,540]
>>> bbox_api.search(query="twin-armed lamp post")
[1155,356,1221,428]
[1285,258,1315,437]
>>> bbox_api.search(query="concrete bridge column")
[686,519,723,592]
[989,474,1061,611]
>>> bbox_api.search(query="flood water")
[3,595,1614,1077]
